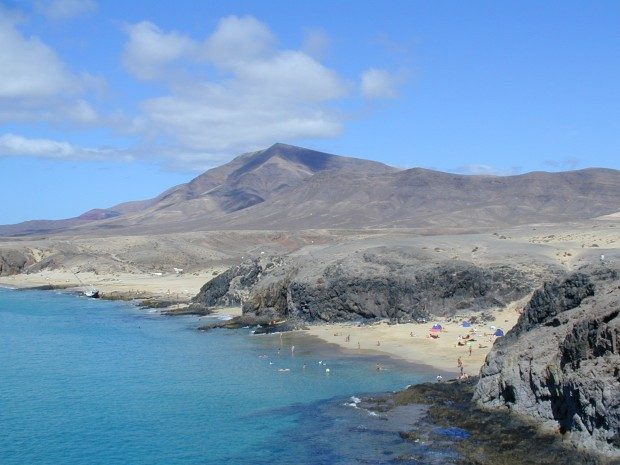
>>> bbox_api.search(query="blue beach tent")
[432,324,442,330]
[494,329,505,337]
[461,321,471,328]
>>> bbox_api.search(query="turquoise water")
[0,288,437,464]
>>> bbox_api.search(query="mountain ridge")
[1,143,619,236]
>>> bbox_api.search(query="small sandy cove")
[304,297,527,376]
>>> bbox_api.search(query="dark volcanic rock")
[474,266,620,457]
[365,378,613,465]
[197,313,274,331]
[193,248,539,323]
[244,256,533,323]
[511,272,595,335]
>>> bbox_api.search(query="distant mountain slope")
[0,143,618,236]
[210,167,620,230]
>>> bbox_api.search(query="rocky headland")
[474,264,620,458]
[190,249,620,460]
[191,247,549,328]
[350,264,619,463]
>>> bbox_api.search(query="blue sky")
[1,0,619,224]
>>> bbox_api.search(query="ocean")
[0,288,440,464]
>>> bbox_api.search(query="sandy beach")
[303,297,526,375]
[0,268,222,301]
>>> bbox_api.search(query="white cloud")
[0,12,100,124]
[35,0,97,21]
[0,133,127,160]
[203,15,276,69]
[454,164,522,176]
[0,15,77,98]
[544,156,581,169]
[123,21,197,81]
[360,68,399,99]
[123,15,348,163]
[302,29,331,59]
[0,13,403,169]
[455,164,503,176]
[140,86,343,153]
[0,99,99,125]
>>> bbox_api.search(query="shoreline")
[300,295,528,375]
[263,329,458,379]
[0,271,525,376]
[0,269,221,302]
[362,378,614,465]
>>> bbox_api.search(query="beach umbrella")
[461,321,471,328]
[432,324,442,330]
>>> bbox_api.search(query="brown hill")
[1,143,618,236]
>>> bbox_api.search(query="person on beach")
[377,340,381,346]
[436,375,443,383]
[457,357,464,376]
[291,345,295,355]
[357,342,361,351]
[376,363,381,371]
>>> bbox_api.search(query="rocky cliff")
[0,249,31,276]
[191,248,542,323]
[474,265,620,457]
[191,258,265,308]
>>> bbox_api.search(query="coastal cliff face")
[474,266,620,456]
[191,248,540,322]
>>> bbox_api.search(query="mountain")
[213,166,620,230]
[1,143,619,236]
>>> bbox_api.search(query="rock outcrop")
[474,265,620,457]
[192,248,540,323]
[189,257,286,312]
[0,249,31,276]
[283,260,530,323]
